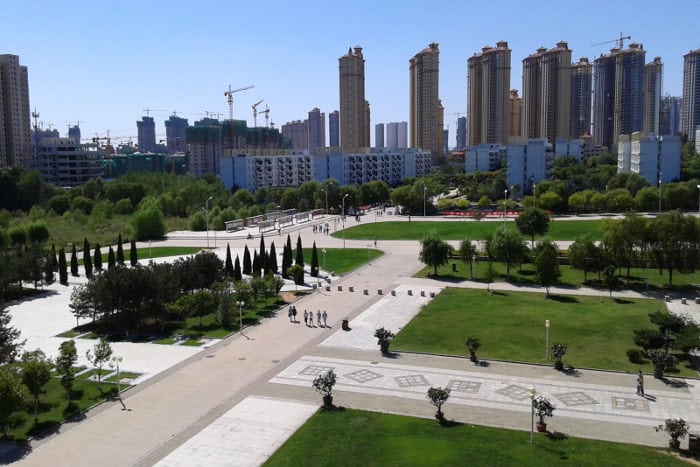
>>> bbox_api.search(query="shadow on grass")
[0,443,32,464]
[547,431,569,441]
[546,295,579,303]
[27,419,61,437]
[438,418,463,428]
[426,274,464,283]
[489,291,508,297]
[613,298,635,304]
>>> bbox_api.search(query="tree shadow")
[546,431,568,441]
[0,443,33,463]
[661,377,690,389]
[476,360,491,367]
[381,351,401,359]
[426,274,464,283]
[547,295,580,303]
[562,366,581,377]
[438,418,463,428]
[613,298,635,304]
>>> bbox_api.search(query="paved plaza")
[2,212,699,465]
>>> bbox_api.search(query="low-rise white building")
[617,132,680,184]
[34,138,104,187]
[465,144,506,173]
[506,139,554,191]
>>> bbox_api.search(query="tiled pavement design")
[270,356,700,428]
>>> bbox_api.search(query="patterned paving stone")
[299,365,334,376]
[612,396,649,412]
[447,379,481,394]
[344,369,383,384]
[394,374,430,388]
[496,384,532,401]
[554,391,599,407]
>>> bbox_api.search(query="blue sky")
[2,0,698,147]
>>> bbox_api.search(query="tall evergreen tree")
[259,235,267,270]
[243,245,252,275]
[70,244,79,277]
[310,241,319,277]
[107,246,116,270]
[93,243,102,271]
[43,252,55,285]
[58,247,68,285]
[130,239,138,266]
[116,233,124,264]
[225,243,234,277]
[0,300,24,364]
[282,234,293,278]
[83,238,93,278]
[269,242,278,274]
[50,243,58,272]
[252,251,261,277]
[295,235,304,267]
[234,255,242,281]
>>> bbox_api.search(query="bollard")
[349,286,354,292]
[338,285,342,291]
[326,286,331,292]
[430,292,435,298]
[408,290,412,296]
[363,289,368,295]
[378,289,383,295]
[391,290,396,296]
[421,291,425,297]
[682,297,687,304]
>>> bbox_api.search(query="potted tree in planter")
[426,386,451,422]
[655,418,690,450]
[374,327,395,354]
[551,342,567,371]
[312,369,337,410]
[647,349,678,379]
[532,395,555,432]
[465,336,481,364]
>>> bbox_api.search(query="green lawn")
[265,409,688,466]
[391,288,697,377]
[303,247,384,275]
[80,246,204,265]
[338,219,604,241]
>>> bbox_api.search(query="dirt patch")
[279,292,298,304]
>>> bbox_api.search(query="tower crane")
[591,32,631,49]
[224,84,254,120]
[142,109,166,117]
[252,99,264,127]
[259,105,271,128]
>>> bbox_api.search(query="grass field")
[79,246,204,265]
[265,409,689,466]
[302,247,384,276]
[391,288,696,377]
[338,219,605,241]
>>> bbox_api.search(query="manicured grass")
[391,288,697,377]
[417,259,700,293]
[180,339,204,347]
[80,246,204,265]
[3,373,119,442]
[338,219,604,241]
[153,337,177,345]
[105,372,140,382]
[265,409,687,466]
[55,330,80,338]
[303,247,384,275]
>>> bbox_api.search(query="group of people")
[288,306,328,327]
[312,223,330,235]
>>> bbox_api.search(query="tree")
[647,211,700,286]
[116,233,124,265]
[515,207,550,246]
[233,255,242,281]
[655,418,690,450]
[86,338,113,388]
[465,336,481,363]
[295,235,304,267]
[288,264,304,286]
[56,340,78,404]
[426,387,450,422]
[374,327,395,354]
[43,252,55,285]
[108,246,116,270]
[0,366,24,438]
[282,235,293,279]
[533,396,555,430]
[224,243,234,277]
[131,204,166,241]
[551,342,567,371]
[83,238,93,278]
[568,237,603,281]
[268,242,278,274]
[602,264,619,298]
[458,238,477,279]
[243,245,252,275]
[70,244,79,277]
[130,239,138,267]
[252,251,261,277]
[58,247,68,285]
[486,227,528,278]
[21,349,52,422]
[312,369,337,409]
[419,230,453,276]
[310,241,319,277]
[93,243,103,271]
[647,349,678,379]
[0,300,24,364]
[259,235,267,274]
[533,240,561,296]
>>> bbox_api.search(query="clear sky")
[2,0,698,147]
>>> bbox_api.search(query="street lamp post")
[658,173,662,215]
[503,189,508,226]
[423,182,427,217]
[237,300,245,336]
[529,388,537,444]
[322,188,328,215]
[342,193,349,249]
[205,196,213,248]
[322,248,327,270]
[545,320,550,361]
[696,185,700,214]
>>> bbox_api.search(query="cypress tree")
[107,246,116,270]
[225,243,234,277]
[282,234,293,278]
[310,241,319,277]
[93,243,102,271]
[116,233,124,264]
[58,248,68,285]
[130,239,138,266]
[259,235,266,270]
[269,242,278,274]
[252,251,260,277]
[43,253,55,285]
[50,243,58,272]
[243,245,252,275]
[70,244,79,277]
[295,235,304,267]
[234,255,242,281]
[83,238,93,278]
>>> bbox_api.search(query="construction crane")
[142,109,166,117]
[591,32,631,49]
[259,105,271,128]
[224,84,254,120]
[252,99,264,127]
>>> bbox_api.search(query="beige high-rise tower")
[644,57,663,135]
[521,41,571,143]
[682,48,700,140]
[509,89,522,138]
[467,41,511,146]
[570,57,593,138]
[0,54,31,167]
[410,42,442,161]
[339,46,369,150]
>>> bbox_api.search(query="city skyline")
[1,0,698,148]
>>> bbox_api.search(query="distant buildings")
[35,138,103,187]
[281,120,308,151]
[375,123,384,148]
[165,115,188,154]
[467,41,511,146]
[386,122,408,149]
[456,116,467,150]
[617,132,680,184]
[466,144,507,173]
[307,108,325,154]
[681,48,700,140]
[328,110,339,147]
[570,57,593,138]
[508,90,521,139]
[506,139,554,190]
[409,42,443,162]
[339,46,369,150]
[643,57,663,135]
[137,116,157,153]
[0,54,31,167]
[659,96,682,136]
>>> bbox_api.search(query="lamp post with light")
[503,189,508,226]
[658,172,662,215]
[322,188,328,215]
[423,182,427,217]
[529,388,537,443]
[342,193,349,248]
[322,248,327,270]
[545,320,550,361]
[237,300,245,336]
[696,185,700,214]
[205,196,213,248]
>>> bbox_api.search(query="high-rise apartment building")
[386,122,408,149]
[456,116,467,149]
[509,90,521,139]
[375,123,384,148]
[137,116,157,152]
[339,46,369,150]
[165,114,189,154]
[521,42,572,143]
[681,48,700,140]
[409,42,442,161]
[593,43,646,149]
[660,96,682,136]
[644,57,663,135]
[307,108,325,154]
[0,54,31,167]
[68,125,81,143]
[467,41,511,146]
[281,120,309,151]
[328,110,339,147]
[570,57,593,138]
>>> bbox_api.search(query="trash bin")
[342,319,349,331]
[452,263,457,272]
[689,434,699,453]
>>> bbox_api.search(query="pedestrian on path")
[322,310,328,327]
[292,307,297,323]
[288,308,292,322]
[637,371,644,396]
[303,310,308,326]
[317,310,322,327]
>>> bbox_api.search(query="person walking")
[292,307,297,323]
[303,310,308,327]
[288,308,292,322]
[317,310,322,327]
[322,310,328,327]
[637,371,644,396]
